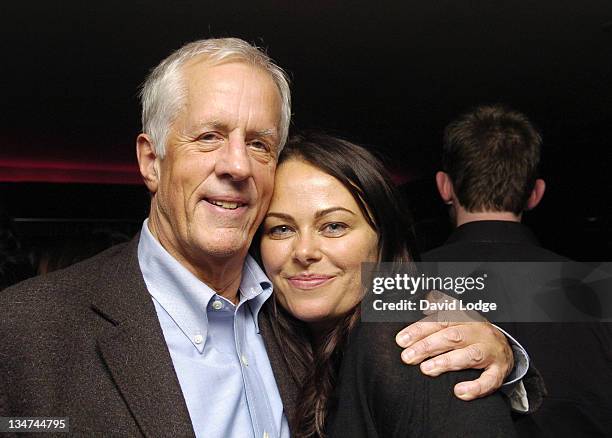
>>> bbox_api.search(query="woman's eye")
[321,222,348,236]
[268,225,294,239]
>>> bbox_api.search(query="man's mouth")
[205,199,247,210]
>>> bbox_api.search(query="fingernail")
[398,333,411,347]
[402,348,415,362]
[455,383,469,396]
[421,361,434,372]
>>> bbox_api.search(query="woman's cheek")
[261,238,290,281]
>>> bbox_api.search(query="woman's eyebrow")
[264,212,294,221]
[315,207,356,219]
[265,207,355,221]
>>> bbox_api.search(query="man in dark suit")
[1,37,297,438]
[422,104,612,437]
[0,41,524,437]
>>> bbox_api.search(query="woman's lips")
[287,275,335,290]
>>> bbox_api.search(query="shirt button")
[241,354,249,366]
[194,335,204,344]
[212,300,223,310]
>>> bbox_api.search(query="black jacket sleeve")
[327,322,517,438]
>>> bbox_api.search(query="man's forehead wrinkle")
[236,66,256,137]
[180,62,280,142]
[244,69,282,143]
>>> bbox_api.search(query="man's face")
[148,60,281,273]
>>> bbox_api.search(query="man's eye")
[198,132,222,142]
[268,225,294,239]
[249,140,269,151]
[321,222,348,237]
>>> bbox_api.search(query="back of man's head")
[442,104,542,215]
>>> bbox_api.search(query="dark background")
[1,1,611,260]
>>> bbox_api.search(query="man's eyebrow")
[188,122,278,138]
[192,120,225,130]
[251,128,278,138]
[315,207,356,219]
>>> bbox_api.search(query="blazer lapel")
[258,307,301,426]
[92,237,195,438]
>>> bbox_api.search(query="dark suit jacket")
[423,220,612,437]
[0,237,298,437]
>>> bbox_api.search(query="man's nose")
[215,136,252,181]
[293,233,323,266]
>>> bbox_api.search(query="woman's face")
[260,159,378,327]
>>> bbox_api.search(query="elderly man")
[1,38,291,438]
[1,39,523,437]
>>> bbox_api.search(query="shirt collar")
[137,219,272,351]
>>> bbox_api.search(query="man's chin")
[194,231,251,260]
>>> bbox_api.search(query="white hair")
[140,38,291,158]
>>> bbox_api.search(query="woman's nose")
[292,233,322,265]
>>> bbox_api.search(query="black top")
[424,220,559,262]
[423,221,612,437]
[327,322,517,438]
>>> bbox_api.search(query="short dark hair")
[442,104,542,215]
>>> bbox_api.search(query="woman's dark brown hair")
[261,132,416,437]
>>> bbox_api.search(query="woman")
[259,133,516,437]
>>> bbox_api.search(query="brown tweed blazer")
[0,237,298,437]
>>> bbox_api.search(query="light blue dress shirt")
[138,220,290,438]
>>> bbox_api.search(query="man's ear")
[136,133,160,194]
[526,178,546,211]
[435,171,454,205]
